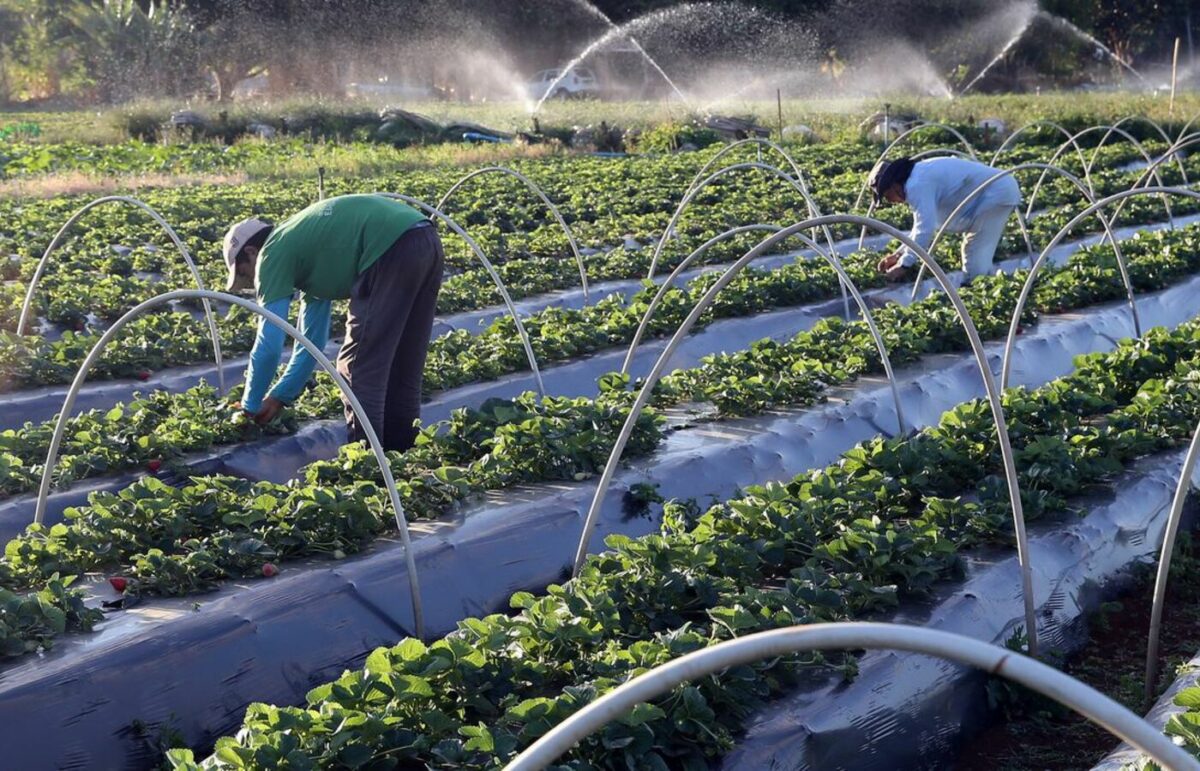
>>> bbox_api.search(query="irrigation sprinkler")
[621,223,907,437]
[30,289,425,638]
[1027,125,1177,227]
[504,623,1200,771]
[436,166,591,304]
[573,214,1039,658]
[989,120,1095,193]
[1000,186,1200,391]
[1144,419,1200,707]
[17,195,226,395]
[647,161,851,320]
[373,192,546,397]
[906,163,1139,340]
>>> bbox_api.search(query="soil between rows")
[958,531,1200,770]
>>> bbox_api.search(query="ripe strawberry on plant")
[109,576,128,593]
[261,563,279,578]
[136,370,152,381]
[147,458,162,473]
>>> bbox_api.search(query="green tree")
[66,0,202,102]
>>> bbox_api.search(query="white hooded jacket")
[899,156,1023,261]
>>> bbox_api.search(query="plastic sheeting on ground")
[721,451,1200,770]
[7,210,1193,431]
[1,270,1197,768]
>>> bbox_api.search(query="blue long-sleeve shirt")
[242,295,332,413]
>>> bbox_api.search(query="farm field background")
[8,82,1200,769]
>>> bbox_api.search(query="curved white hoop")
[1028,125,1176,226]
[436,166,590,304]
[17,195,226,394]
[1108,132,1200,224]
[373,192,546,397]
[908,162,1139,336]
[1083,119,1188,198]
[572,214,1038,657]
[649,161,837,280]
[1145,418,1200,706]
[30,289,425,637]
[621,224,782,376]
[622,223,906,436]
[1000,186,1200,391]
[505,623,1199,771]
[989,120,1094,192]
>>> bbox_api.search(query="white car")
[526,67,601,100]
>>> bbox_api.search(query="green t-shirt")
[255,194,427,304]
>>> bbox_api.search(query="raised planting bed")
[5,270,1200,768]
[6,210,1198,530]
[721,451,1200,769]
[164,317,1200,770]
[1,137,1193,402]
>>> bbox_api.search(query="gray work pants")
[336,222,443,452]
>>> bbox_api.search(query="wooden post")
[1171,37,1181,116]
[317,167,326,201]
[776,88,783,142]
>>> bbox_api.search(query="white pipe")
[31,289,425,638]
[505,623,1200,771]
[572,214,1038,657]
[17,195,226,394]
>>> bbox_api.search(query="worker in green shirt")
[222,194,443,451]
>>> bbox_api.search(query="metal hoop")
[650,161,851,320]
[686,138,831,232]
[30,289,424,638]
[17,195,226,394]
[1177,111,1200,143]
[852,123,979,215]
[1145,420,1200,706]
[649,161,836,280]
[1000,186,1200,391]
[621,224,782,376]
[572,214,1038,656]
[1109,133,1200,224]
[989,120,1095,192]
[436,166,590,304]
[908,163,1139,337]
[505,623,1199,771]
[622,223,906,435]
[1028,126,1175,226]
[373,192,545,397]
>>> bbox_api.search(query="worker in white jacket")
[869,156,1023,283]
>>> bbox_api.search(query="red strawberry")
[261,562,279,578]
[147,459,162,473]
[74,321,86,332]
[109,576,128,593]
[136,370,152,381]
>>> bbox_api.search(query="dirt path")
[959,532,1200,770]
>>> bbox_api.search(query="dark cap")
[867,157,915,204]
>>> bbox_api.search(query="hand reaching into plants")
[876,250,917,283]
[876,251,903,273]
[254,396,285,426]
